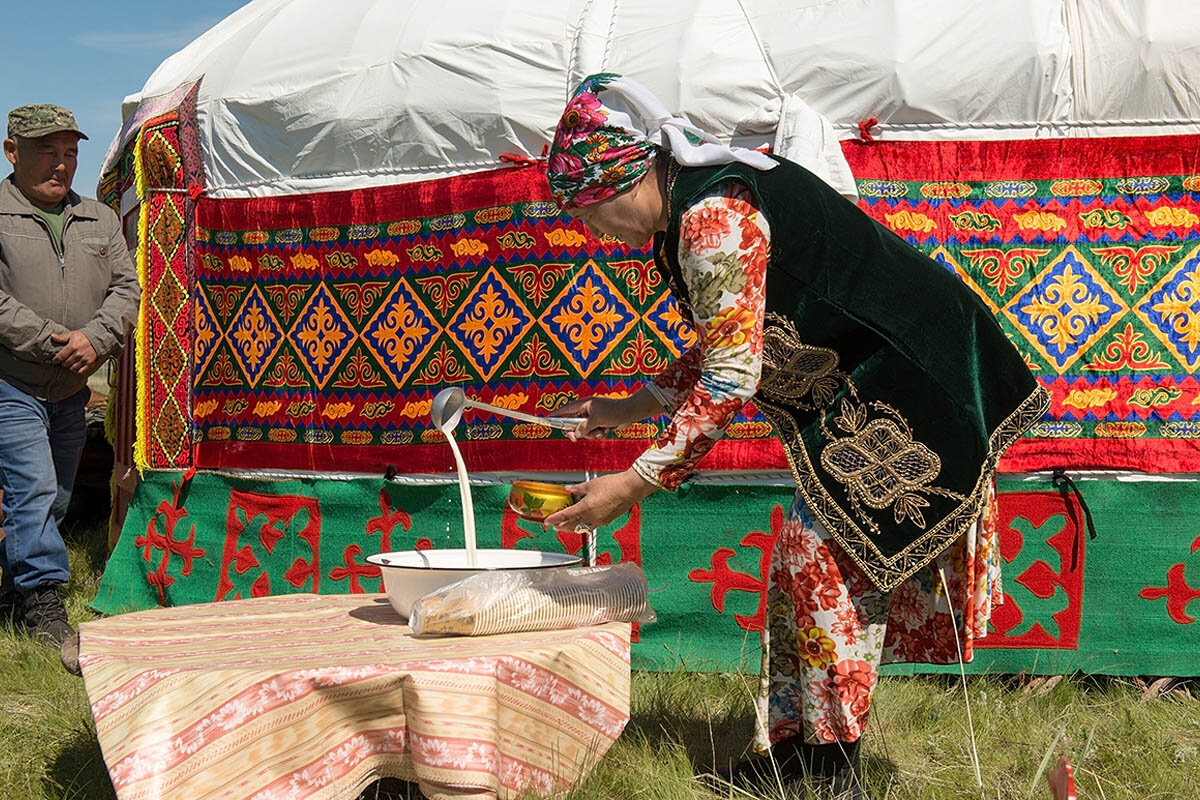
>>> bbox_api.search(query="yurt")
[94,0,1200,678]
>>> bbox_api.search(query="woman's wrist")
[627,385,668,420]
[623,465,660,500]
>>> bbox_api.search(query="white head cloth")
[599,75,779,171]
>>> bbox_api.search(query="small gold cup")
[507,480,575,522]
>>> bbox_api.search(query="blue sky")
[1,0,248,195]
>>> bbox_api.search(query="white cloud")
[74,18,219,53]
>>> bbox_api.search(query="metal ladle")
[429,386,469,431]
[431,387,584,431]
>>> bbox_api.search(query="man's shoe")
[21,582,75,646]
[60,631,82,676]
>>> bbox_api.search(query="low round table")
[80,594,631,800]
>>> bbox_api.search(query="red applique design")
[330,488,413,593]
[217,490,322,600]
[1139,534,1200,624]
[688,503,784,631]
[979,491,1085,649]
[133,478,205,605]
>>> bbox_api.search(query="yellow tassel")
[132,126,151,475]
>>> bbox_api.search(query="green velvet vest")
[654,157,1049,591]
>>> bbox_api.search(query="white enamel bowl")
[365,549,582,618]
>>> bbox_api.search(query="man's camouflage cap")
[7,104,88,140]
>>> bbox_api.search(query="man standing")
[0,105,140,656]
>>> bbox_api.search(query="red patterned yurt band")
[128,133,1200,473]
[193,163,785,473]
[845,135,1200,472]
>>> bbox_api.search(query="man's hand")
[51,330,101,376]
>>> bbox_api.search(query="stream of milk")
[443,426,477,567]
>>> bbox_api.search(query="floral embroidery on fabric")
[757,315,964,536]
[691,259,749,317]
[796,627,839,669]
[557,90,606,141]
[830,659,876,718]
[651,347,703,401]
[800,559,844,612]
[763,491,999,747]
[681,205,732,251]
[706,306,757,349]
[758,320,845,409]
[767,493,889,745]
[754,310,1050,591]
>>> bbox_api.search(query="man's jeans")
[0,379,88,593]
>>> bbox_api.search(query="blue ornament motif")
[288,284,356,387]
[540,260,636,376]
[1006,249,1127,371]
[227,287,285,384]
[1136,249,1200,370]
[447,268,533,379]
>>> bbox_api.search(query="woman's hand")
[553,387,665,442]
[543,468,658,530]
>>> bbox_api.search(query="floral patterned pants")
[762,490,992,746]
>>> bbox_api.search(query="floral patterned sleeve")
[633,180,769,490]
[641,340,703,412]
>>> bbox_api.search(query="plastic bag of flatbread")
[409,561,655,636]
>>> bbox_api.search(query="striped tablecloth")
[79,594,631,800]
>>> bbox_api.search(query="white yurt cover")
[105,0,1200,197]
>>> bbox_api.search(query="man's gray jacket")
[0,175,140,401]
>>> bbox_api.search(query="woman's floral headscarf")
[547,73,776,209]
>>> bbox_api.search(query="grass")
[3,513,1198,799]
[1,509,113,799]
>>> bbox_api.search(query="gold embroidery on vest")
[759,319,845,409]
[819,398,964,532]
[757,314,963,536]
